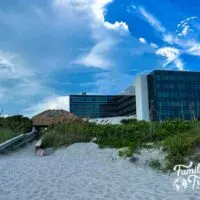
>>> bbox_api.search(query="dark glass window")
[148,70,200,121]
[69,95,136,118]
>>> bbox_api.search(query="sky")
[1,0,200,117]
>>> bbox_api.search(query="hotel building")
[69,70,200,121]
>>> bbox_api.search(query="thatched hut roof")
[32,109,83,126]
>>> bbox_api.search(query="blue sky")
[1,0,200,116]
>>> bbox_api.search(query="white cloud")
[129,6,200,67]
[25,95,70,117]
[174,59,184,70]
[53,0,129,68]
[150,43,158,48]
[156,47,179,62]
[0,87,6,101]
[138,37,147,44]
[162,17,200,57]
[177,16,198,27]
[54,0,128,33]
[137,9,200,63]
[15,78,51,97]
[0,52,15,71]
[179,25,190,37]
[0,50,52,106]
[162,34,200,57]
[1,0,179,116]
[0,51,34,80]
[33,6,47,21]
[131,4,136,10]
[92,72,133,94]
[75,39,115,68]
[91,0,114,22]
[163,17,199,47]
[163,34,175,44]
[176,16,198,37]
[156,47,183,70]
[104,21,128,33]
[163,35,200,58]
[138,7,166,33]
[187,42,200,56]
[127,2,137,12]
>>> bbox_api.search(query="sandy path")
[0,143,199,200]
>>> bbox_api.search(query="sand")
[0,142,199,200]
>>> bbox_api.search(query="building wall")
[148,70,200,121]
[69,95,117,118]
[135,75,150,121]
[69,95,136,118]
[120,85,135,95]
[114,95,136,116]
[70,70,200,121]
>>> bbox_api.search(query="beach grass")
[0,128,19,144]
[41,120,200,171]
[0,115,32,144]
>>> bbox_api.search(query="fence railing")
[0,129,37,153]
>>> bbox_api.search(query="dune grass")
[41,120,200,171]
[0,115,32,144]
[0,128,19,144]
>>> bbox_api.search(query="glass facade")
[114,95,136,116]
[147,70,200,121]
[69,95,136,118]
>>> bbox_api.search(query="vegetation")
[0,128,19,143]
[118,147,135,158]
[121,118,138,124]
[0,115,32,144]
[42,123,91,148]
[148,159,162,170]
[41,119,200,171]
[163,127,200,170]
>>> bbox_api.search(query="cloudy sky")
[1,0,200,116]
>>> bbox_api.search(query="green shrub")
[163,125,200,171]
[149,159,162,170]
[0,128,19,143]
[118,146,135,157]
[0,115,32,144]
[121,119,137,124]
[0,115,32,133]
[41,119,200,171]
[42,123,92,148]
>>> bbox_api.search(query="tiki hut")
[32,109,84,127]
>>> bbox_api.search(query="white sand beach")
[0,142,199,200]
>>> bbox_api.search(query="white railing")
[0,129,37,153]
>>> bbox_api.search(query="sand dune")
[0,143,198,200]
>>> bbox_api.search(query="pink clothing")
[40,149,45,157]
